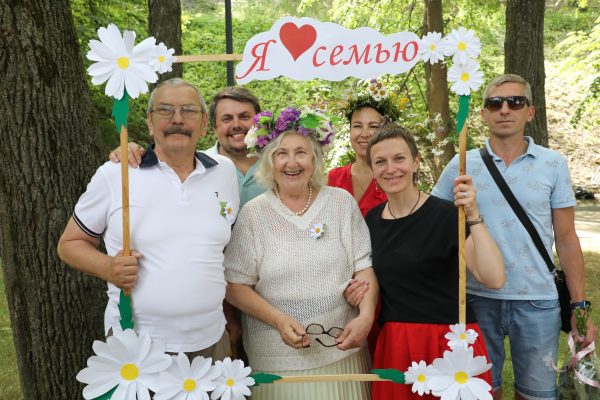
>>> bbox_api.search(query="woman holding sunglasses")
[224,107,378,400]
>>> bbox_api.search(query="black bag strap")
[479,148,557,275]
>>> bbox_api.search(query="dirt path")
[575,202,600,252]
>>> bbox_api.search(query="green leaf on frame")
[372,368,406,384]
[93,386,117,400]
[455,94,471,134]
[112,90,130,133]
[250,373,282,386]
[118,290,134,331]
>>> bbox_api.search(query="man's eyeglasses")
[152,105,204,119]
[484,96,529,112]
[304,323,344,348]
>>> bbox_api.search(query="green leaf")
[455,95,471,134]
[112,91,130,133]
[250,373,282,386]
[299,114,321,129]
[371,368,405,384]
[93,386,117,400]
[118,290,134,331]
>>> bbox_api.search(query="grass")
[0,270,22,400]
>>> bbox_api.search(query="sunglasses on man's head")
[484,96,529,111]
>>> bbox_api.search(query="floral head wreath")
[244,107,335,156]
[339,78,403,123]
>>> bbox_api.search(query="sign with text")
[235,17,421,83]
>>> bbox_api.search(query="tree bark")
[148,0,183,83]
[423,0,454,177]
[505,0,548,146]
[0,1,106,398]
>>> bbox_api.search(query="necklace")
[274,184,313,216]
[387,191,421,219]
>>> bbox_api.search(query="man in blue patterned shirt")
[432,74,597,400]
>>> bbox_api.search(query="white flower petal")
[88,40,116,61]
[211,385,227,400]
[467,378,493,400]
[81,376,120,400]
[123,30,136,53]
[98,24,127,56]
[136,382,151,400]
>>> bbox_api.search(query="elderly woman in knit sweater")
[224,107,378,400]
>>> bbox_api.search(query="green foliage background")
[72,0,599,191]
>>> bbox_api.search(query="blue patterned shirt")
[432,136,576,300]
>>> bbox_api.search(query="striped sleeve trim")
[73,212,104,238]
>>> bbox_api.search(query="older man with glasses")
[58,78,240,361]
[432,74,597,400]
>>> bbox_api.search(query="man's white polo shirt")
[73,146,239,352]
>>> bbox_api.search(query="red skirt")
[372,322,493,400]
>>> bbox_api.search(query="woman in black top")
[364,123,505,400]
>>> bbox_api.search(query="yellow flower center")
[183,378,197,392]
[315,228,321,233]
[454,371,469,384]
[227,207,232,214]
[429,44,436,51]
[458,42,467,51]
[120,363,139,381]
[417,374,427,383]
[459,333,467,340]
[117,57,130,69]
[461,72,470,82]
[226,378,235,387]
[159,55,165,63]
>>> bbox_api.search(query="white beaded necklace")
[274,184,313,216]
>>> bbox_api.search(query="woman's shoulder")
[327,164,352,186]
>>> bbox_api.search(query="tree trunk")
[505,0,548,147]
[148,0,183,83]
[0,1,106,398]
[423,0,454,177]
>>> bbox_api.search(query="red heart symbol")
[279,22,317,61]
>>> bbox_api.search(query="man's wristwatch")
[570,300,592,311]
[466,214,484,226]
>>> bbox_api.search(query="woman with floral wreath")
[330,79,403,354]
[328,79,403,218]
[224,107,378,400]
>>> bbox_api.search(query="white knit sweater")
[224,186,372,371]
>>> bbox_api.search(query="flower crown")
[339,78,403,123]
[244,107,335,155]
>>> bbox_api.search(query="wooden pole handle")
[120,126,131,297]
[174,54,243,63]
[458,121,468,324]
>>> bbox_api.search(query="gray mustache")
[164,126,192,137]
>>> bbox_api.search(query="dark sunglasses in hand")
[303,323,344,348]
[484,96,529,111]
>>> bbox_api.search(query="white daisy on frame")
[87,23,158,100]
[428,347,492,400]
[210,357,254,400]
[150,42,176,74]
[418,31,445,64]
[310,223,325,239]
[447,60,484,96]
[76,329,172,400]
[445,323,479,350]
[154,353,221,400]
[405,360,437,396]
[443,27,481,65]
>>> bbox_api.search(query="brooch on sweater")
[310,223,325,239]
